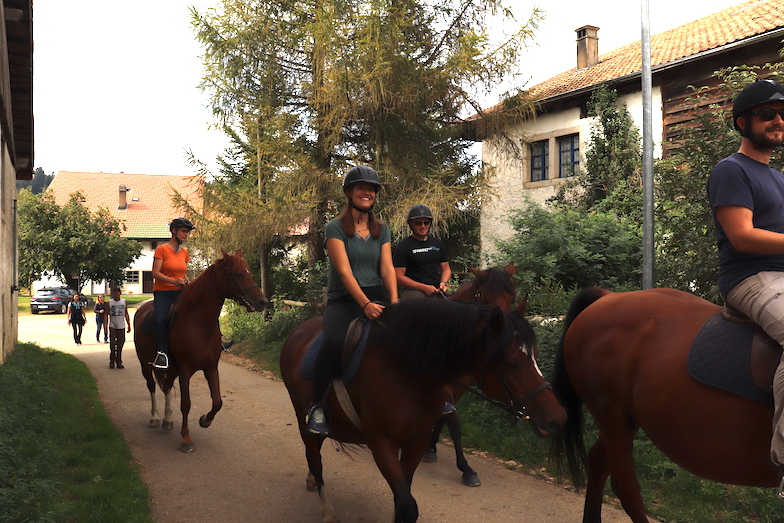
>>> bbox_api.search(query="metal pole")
[641,0,655,289]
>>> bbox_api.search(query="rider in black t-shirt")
[393,204,451,300]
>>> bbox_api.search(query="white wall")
[479,86,663,261]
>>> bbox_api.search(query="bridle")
[207,260,261,309]
[452,341,552,424]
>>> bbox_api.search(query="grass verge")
[0,343,153,523]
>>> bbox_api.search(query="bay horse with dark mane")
[424,263,518,487]
[281,297,565,523]
[134,250,268,453]
[551,287,780,522]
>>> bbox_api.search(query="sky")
[33,0,748,178]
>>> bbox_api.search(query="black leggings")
[311,287,389,404]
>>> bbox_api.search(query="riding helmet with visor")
[342,165,382,192]
[407,204,433,222]
[169,217,195,233]
[733,79,784,136]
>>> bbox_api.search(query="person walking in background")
[94,294,108,343]
[152,217,194,369]
[107,287,131,369]
[66,292,86,345]
[393,203,451,300]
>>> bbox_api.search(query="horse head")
[453,263,516,311]
[218,249,269,313]
[474,308,566,439]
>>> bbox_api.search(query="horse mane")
[461,267,517,301]
[175,253,233,311]
[377,299,533,374]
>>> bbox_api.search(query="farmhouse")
[478,0,784,255]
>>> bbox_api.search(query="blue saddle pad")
[688,313,773,407]
[300,319,372,385]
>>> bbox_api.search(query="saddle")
[688,311,781,407]
[300,317,372,384]
[140,300,181,336]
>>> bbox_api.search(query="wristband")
[362,301,371,310]
[440,281,448,285]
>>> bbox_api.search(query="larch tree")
[183,0,541,295]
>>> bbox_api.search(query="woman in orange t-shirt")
[151,217,194,369]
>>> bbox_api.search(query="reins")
[451,353,553,425]
[205,259,261,308]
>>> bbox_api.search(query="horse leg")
[304,435,338,523]
[199,366,223,428]
[444,411,480,487]
[423,416,447,463]
[162,387,174,431]
[582,438,612,523]
[594,420,648,523]
[371,439,418,523]
[143,368,160,428]
[178,373,195,453]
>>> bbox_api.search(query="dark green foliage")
[16,167,54,194]
[17,189,141,290]
[493,201,642,292]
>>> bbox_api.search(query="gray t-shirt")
[108,298,127,329]
[325,219,391,300]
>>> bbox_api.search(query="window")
[530,140,549,182]
[558,134,580,178]
[125,271,140,284]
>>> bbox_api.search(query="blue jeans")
[153,290,182,354]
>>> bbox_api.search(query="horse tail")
[549,287,610,489]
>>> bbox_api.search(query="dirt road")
[18,310,637,523]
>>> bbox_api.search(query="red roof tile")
[529,0,784,100]
[47,171,203,239]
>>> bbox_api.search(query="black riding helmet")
[733,79,784,135]
[407,204,432,222]
[342,165,382,192]
[169,217,195,233]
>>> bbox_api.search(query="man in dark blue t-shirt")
[707,79,784,495]
[393,204,451,300]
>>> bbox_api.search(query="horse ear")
[504,263,515,275]
[514,295,528,316]
[469,267,480,277]
[221,248,229,259]
[234,249,242,258]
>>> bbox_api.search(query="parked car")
[30,287,76,314]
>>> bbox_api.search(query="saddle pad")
[301,318,372,384]
[688,313,773,407]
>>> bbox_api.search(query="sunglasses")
[411,220,431,226]
[750,108,784,121]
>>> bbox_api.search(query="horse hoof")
[422,450,437,463]
[462,472,481,487]
[306,479,318,492]
[162,420,174,432]
[199,414,212,428]
[148,419,160,428]
[180,443,195,453]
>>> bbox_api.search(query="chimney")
[118,185,128,210]
[576,25,599,69]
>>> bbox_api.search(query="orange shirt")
[153,244,190,291]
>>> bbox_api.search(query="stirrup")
[153,351,169,369]
[221,339,235,351]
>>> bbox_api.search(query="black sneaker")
[153,352,169,369]
[305,405,329,435]
[117,363,124,369]
[109,361,115,369]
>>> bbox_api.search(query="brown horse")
[281,298,566,523]
[424,263,518,487]
[551,287,779,523]
[134,249,268,453]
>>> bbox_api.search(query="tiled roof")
[47,171,203,240]
[529,0,784,101]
